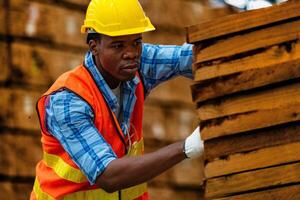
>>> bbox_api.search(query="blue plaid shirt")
[45,43,193,185]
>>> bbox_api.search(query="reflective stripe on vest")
[34,177,147,200]
[33,178,54,200]
[34,139,146,199]
[43,151,87,183]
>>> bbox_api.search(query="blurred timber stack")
[0,0,235,199]
[187,1,300,199]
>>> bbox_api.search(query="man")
[31,0,203,199]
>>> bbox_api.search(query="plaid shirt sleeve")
[45,89,117,185]
[140,43,193,95]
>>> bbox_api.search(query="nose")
[123,46,138,60]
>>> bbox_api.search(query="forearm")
[96,141,186,192]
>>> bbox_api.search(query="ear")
[88,40,99,56]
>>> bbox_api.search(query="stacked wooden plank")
[0,1,87,199]
[0,0,235,199]
[187,1,300,199]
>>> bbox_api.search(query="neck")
[94,58,120,89]
[99,67,120,89]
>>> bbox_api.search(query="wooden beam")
[194,19,300,63]
[201,103,300,140]
[192,42,300,102]
[198,82,300,120]
[205,162,300,198]
[11,42,83,87]
[0,42,8,82]
[193,41,300,81]
[205,141,300,178]
[0,131,41,177]
[214,184,300,200]
[10,1,86,48]
[186,1,300,43]
[193,59,300,103]
[204,122,300,161]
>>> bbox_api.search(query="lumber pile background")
[0,0,234,199]
[187,1,300,199]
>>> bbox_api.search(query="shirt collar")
[83,51,140,112]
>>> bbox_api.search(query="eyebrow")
[110,37,143,44]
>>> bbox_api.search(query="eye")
[112,43,123,49]
[134,39,142,46]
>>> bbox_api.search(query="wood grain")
[187,1,300,43]
[205,141,300,178]
[194,19,300,63]
[0,131,41,177]
[0,88,41,131]
[201,103,300,140]
[11,42,83,86]
[205,162,300,198]
[0,42,8,82]
[194,41,300,81]
[192,42,300,102]
[10,1,86,47]
[204,122,300,161]
[198,82,300,120]
[214,184,300,200]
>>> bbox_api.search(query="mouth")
[120,63,139,73]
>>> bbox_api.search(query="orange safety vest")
[31,65,148,200]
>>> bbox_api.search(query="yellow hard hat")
[81,0,155,36]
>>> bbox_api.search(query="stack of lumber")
[187,1,300,199]
[0,0,235,199]
[0,1,87,199]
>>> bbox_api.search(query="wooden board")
[166,107,197,141]
[194,19,300,63]
[198,82,300,120]
[201,103,300,140]
[204,122,300,161]
[148,77,194,105]
[172,158,204,187]
[205,162,300,198]
[192,42,300,102]
[140,0,207,28]
[186,1,300,43]
[0,87,11,126]
[0,181,34,200]
[205,141,300,178]
[11,42,83,86]
[9,1,86,48]
[0,131,41,177]
[143,104,197,142]
[63,0,90,7]
[0,41,9,82]
[0,7,6,35]
[143,31,185,45]
[0,88,41,130]
[214,184,300,200]
[148,186,202,200]
[193,40,300,81]
[143,104,167,141]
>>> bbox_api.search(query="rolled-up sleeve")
[140,43,193,95]
[45,89,117,185]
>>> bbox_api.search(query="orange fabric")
[32,65,146,199]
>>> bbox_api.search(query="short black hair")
[86,33,102,44]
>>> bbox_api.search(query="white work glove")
[183,127,204,159]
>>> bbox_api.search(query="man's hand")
[184,127,204,159]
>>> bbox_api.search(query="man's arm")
[97,128,202,193]
[140,43,193,96]
[96,141,185,192]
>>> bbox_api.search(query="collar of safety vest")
[83,51,140,113]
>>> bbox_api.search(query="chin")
[120,74,136,82]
